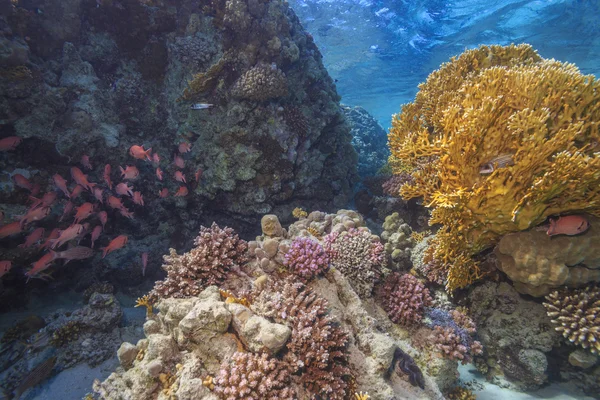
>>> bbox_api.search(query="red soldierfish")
[97,211,108,229]
[93,187,104,204]
[129,145,152,161]
[178,142,191,153]
[26,252,56,279]
[90,225,102,248]
[81,155,92,170]
[174,186,188,197]
[107,196,125,210]
[141,252,148,276]
[51,246,94,264]
[19,227,45,248]
[51,224,85,249]
[0,221,22,239]
[74,202,94,224]
[195,168,203,182]
[159,188,168,198]
[115,183,133,197]
[120,165,139,180]
[152,153,161,166]
[102,235,128,258]
[53,174,71,198]
[119,207,134,219]
[156,167,163,181]
[174,171,186,183]
[60,201,74,222]
[547,215,591,236]
[40,228,60,250]
[13,174,33,191]
[70,185,84,199]
[0,136,22,151]
[174,155,185,169]
[19,207,50,228]
[104,164,112,189]
[132,191,144,206]
[0,261,12,278]
[71,167,95,191]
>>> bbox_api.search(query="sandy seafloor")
[0,292,596,400]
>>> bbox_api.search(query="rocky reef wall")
[0,0,358,236]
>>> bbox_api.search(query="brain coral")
[231,63,288,101]
[543,285,600,354]
[387,43,600,291]
[495,215,600,296]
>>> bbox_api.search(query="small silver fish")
[479,154,515,175]
[190,103,213,110]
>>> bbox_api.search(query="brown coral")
[252,278,352,399]
[543,284,600,354]
[150,223,248,300]
[214,352,296,399]
[231,63,288,102]
[378,273,432,326]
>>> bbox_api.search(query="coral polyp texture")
[283,237,330,280]
[426,308,483,364]
[378,273,432,326]
[214,351,296,399]
[150,223,248,300]
[324,228,385,297]
[387,43,600,291]
[231,62,288,102]
[543,285,600,354]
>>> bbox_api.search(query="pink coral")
[324,228,385,297]
[251,277,352,399]
[430,326,481,364]
[378,273,432,326]
[214,352,296,399]
[283,237,329,280]
[150,223,248,299]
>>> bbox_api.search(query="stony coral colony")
[387,43,600,292]
[97,207,489,400]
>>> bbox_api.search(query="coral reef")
[466,282,562,390]
[380,212,416,269]
[231,62,288,102]
[0,291,130,396]
[381,173,413,197]
[495,215,600,296]
[150,223,248,300]
[341,105,390,178]
[252,277,352,399]
[324,228,385,297]
[214,352,296,399]
[378,273,432,326]
[387,43,600,291]
[283,236,330,280]
[543,285,600,354]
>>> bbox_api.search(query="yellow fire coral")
[388,43,600,291]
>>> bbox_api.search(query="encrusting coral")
[231,62,288,102]
[150,223,248,300]
[387,43,600,291]
[543,284,600,354]
[214,351,296,399]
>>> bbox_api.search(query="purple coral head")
[284,237,330,280]
[381,273,432,326]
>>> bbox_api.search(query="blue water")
[290,0,600,129]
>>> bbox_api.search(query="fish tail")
[145,148,152,161]
[102,247,108,258]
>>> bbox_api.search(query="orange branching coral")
[388,43,600,291]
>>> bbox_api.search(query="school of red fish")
[0,138,203,280]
